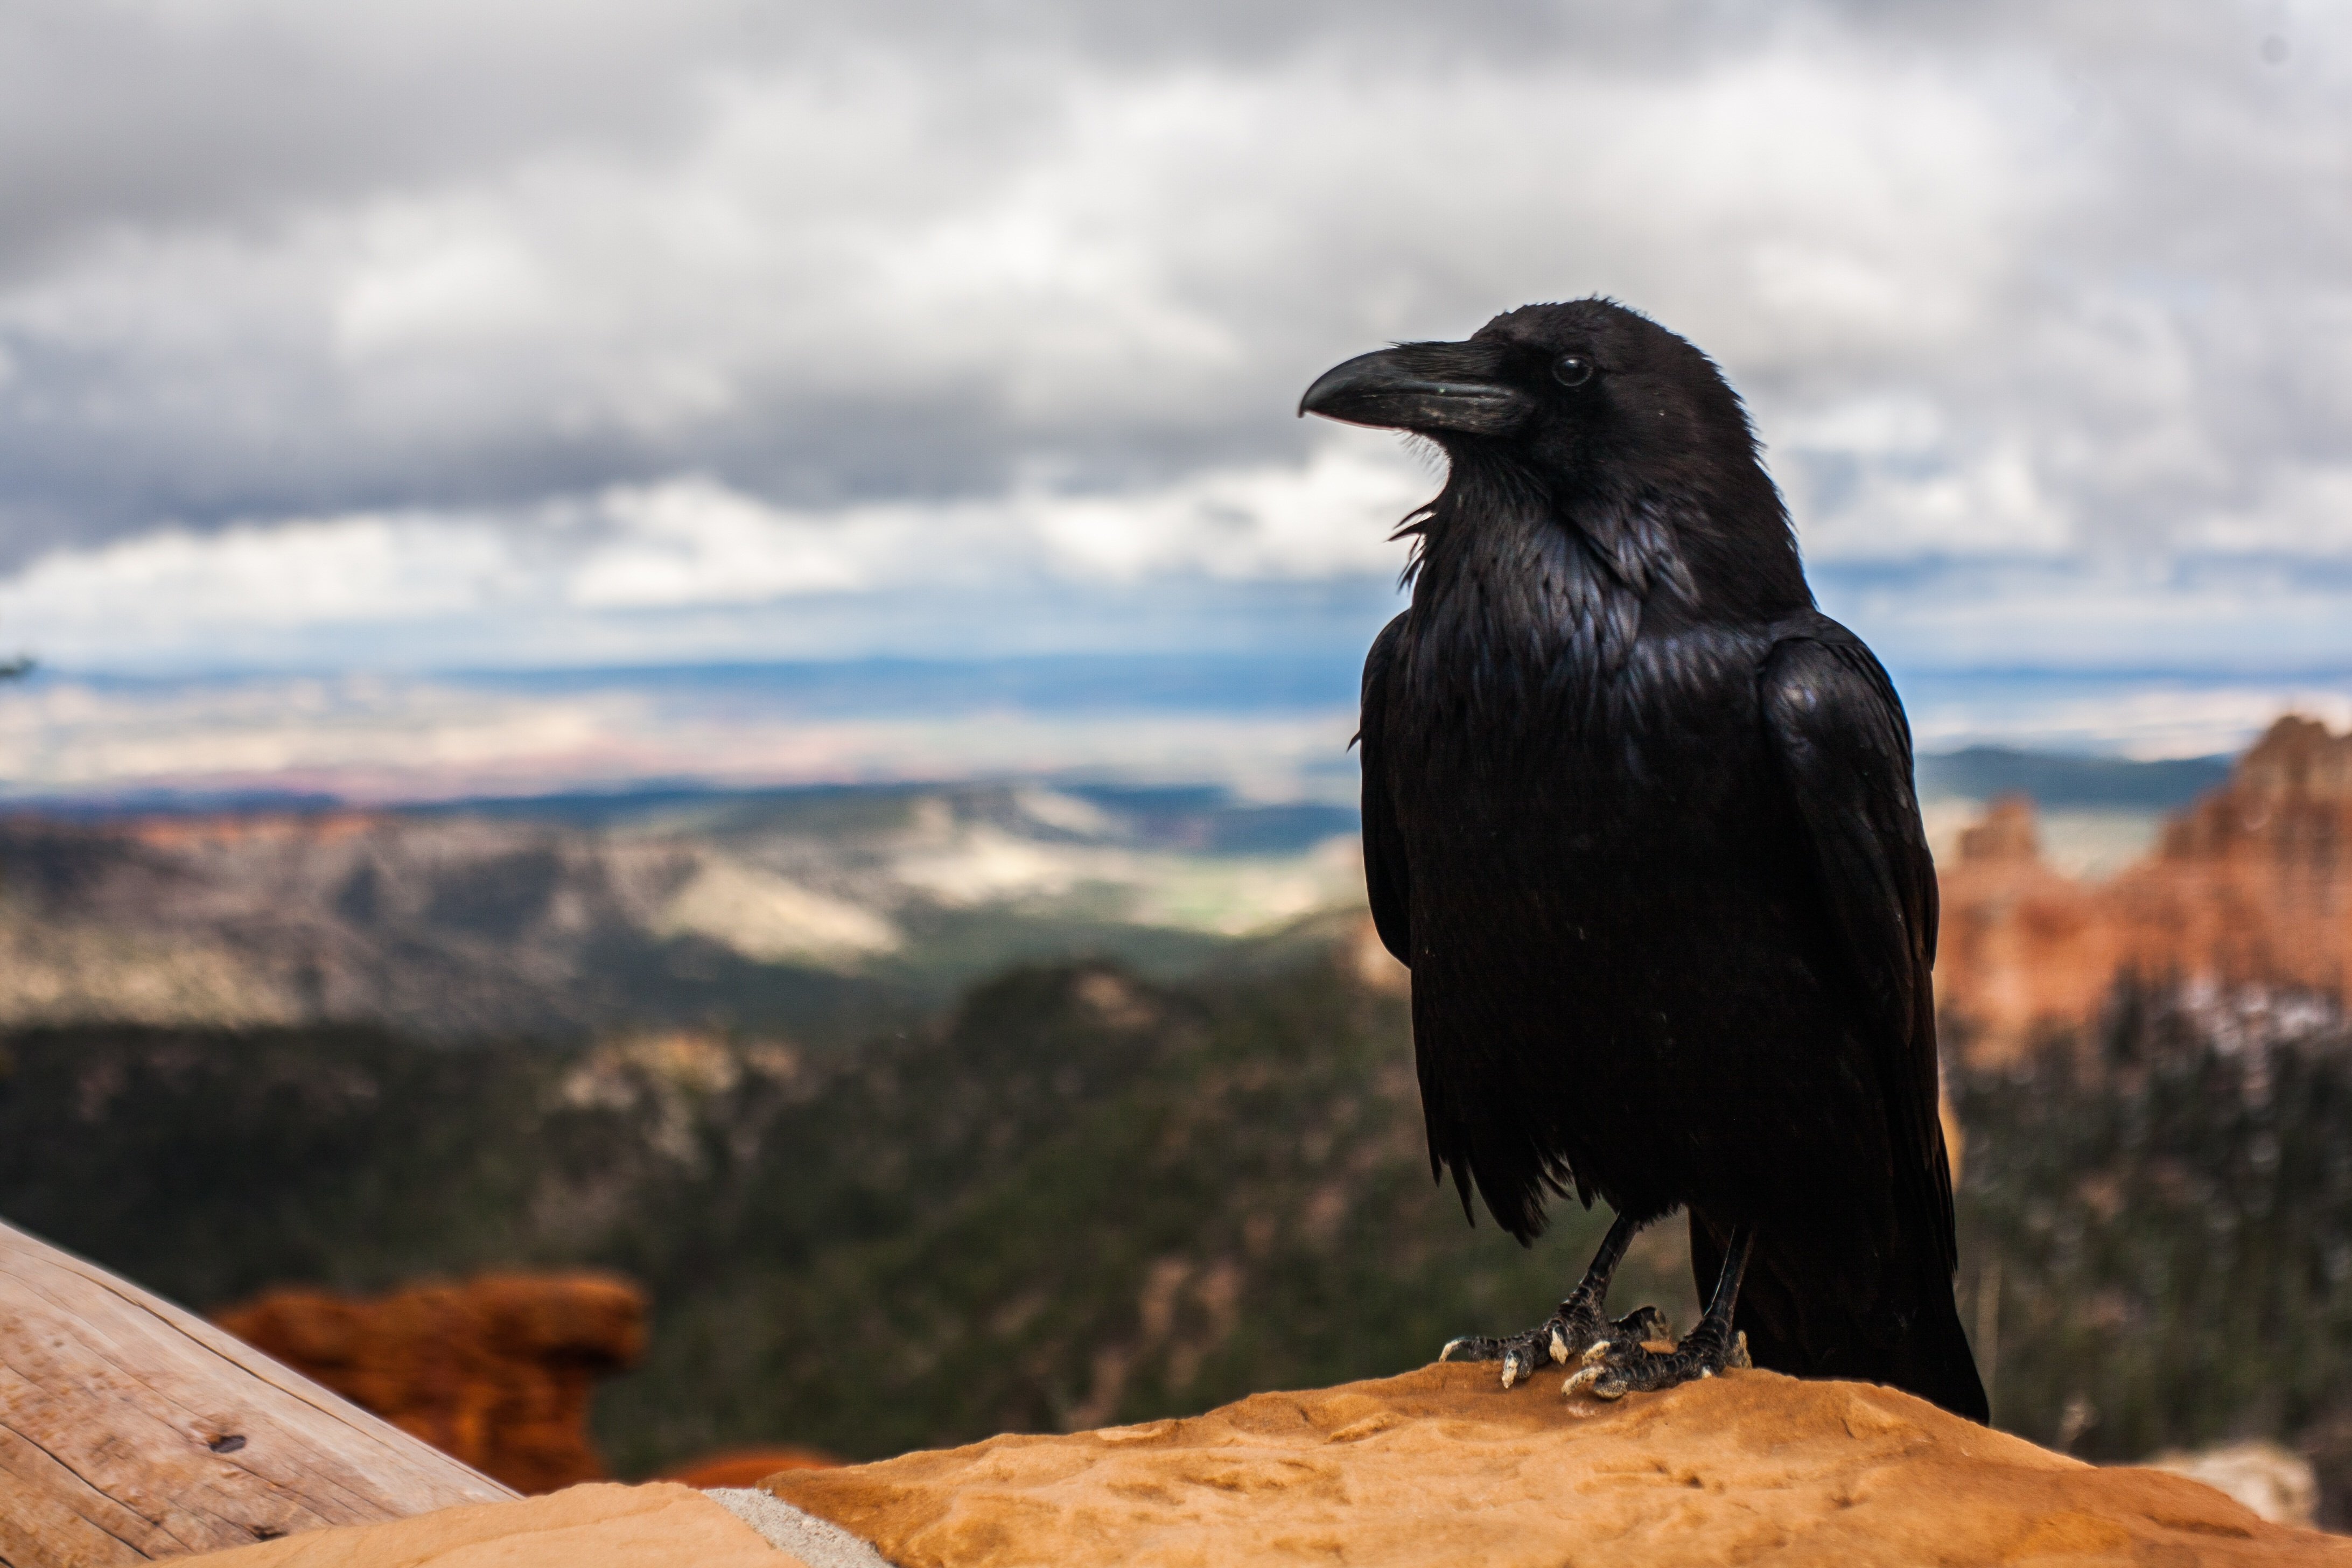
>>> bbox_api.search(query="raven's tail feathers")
[1691,1213,1989,1424]
[1854,1268,1989,1424]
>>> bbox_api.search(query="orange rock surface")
[215,1273,646,1495]
[1936,715,2352,1065]
[171,1481,795,1568]
[769,1362,2348,1566]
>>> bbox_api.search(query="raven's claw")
[1441,1298,1674,1390]
[1564,1326,1751,1401]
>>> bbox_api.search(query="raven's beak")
[1297,342,1530,436]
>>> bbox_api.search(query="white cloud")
[0,2,2347,681]
[1903,682,2352,764]
[1019,444,1424,582]
[1791,438,2076,561]
[0,443,1430,665]
[333,223,552,361]
[3,514,519,629]
[568,480,873,606]
[2190,466,2352,554]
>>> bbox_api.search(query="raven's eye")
[1552,354,1595,388]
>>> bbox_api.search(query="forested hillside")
[1955,984,2352,1498]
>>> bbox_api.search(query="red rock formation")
[2133,715,2352,998]
[216,1273,647,1495]
[1936,716,2352,1065]
[1933,795,2119,1065]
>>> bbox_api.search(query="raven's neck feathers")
[1401,450,1811,674]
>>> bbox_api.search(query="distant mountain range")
[0,782,1359,1042]
[1914,747,2230,809]
[19,740,2232,822]
[0,747,2238,1042]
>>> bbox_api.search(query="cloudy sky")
[0,1,2346,793]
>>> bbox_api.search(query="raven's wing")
[1358,613,1412,967]
[1759,621,1955,1274]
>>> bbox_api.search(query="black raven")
[1301,298,1987,1420]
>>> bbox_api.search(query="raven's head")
[1300,298,1763,493]
[1299,298,1802,611]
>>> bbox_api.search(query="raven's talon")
[1443,1291,1674,1391]
[1614,1305,1673,1343]
[1561,1362,1616,1400]
[1563,1326,1748,1401]
[1437,1324,1552,1387]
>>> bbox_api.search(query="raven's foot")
[1440,1299,1674,1390]
[1562,1321,1750,1401]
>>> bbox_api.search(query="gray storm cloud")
[0,0,2345,673]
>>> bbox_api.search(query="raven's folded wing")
[1760,621,1955,1275]
[1359,613,1412,968]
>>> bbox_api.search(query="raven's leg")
[1437,1212,1674,1389]
[1564,1223,1754,1400]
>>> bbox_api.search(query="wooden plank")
[0,1219,515,1566]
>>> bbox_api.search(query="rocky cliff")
[216,1273,648,1495]
[1937,715,2352,1064]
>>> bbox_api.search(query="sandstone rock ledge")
[769,1363,2351,1567]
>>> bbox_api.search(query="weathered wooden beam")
[0,1219,514,1566]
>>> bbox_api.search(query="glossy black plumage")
[1317,299,1986,1420]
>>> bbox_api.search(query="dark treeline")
[1954,981,2352,1518]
